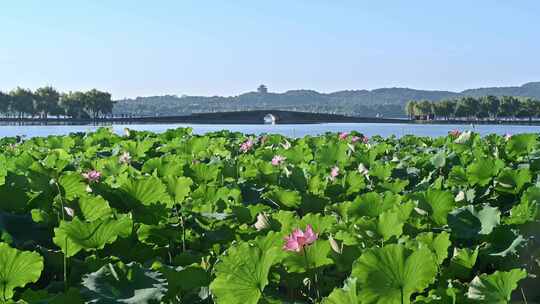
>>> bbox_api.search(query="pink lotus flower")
[283,224,318,252]
[449,129,462,137]
[330,166,340,181]
[239,139,254,153]
[271,155,286,166]
[82,170,101,183]
[351,136,361,143]
[362,135,369,144]
[338,132,349,140]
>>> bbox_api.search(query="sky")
[1,1,540,99]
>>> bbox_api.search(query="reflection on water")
[0,123,539,138]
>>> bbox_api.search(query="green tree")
[9,87,35,119]
[462,97,480,118]
[0,91,10,116]
[454,98,472,119]
[516,98,538,121]
[499,96,520,120]
[477,99,490,120]
[481,95,500,119]
[35,86,61,118]
[84,89,114,119]
[61,91,89,119]
[432,102,445,119]
[415,100,433,118]
[433,100,456,120]
[405,100,417,119]
[443,100,457,119]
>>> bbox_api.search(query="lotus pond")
[0,127,538,303]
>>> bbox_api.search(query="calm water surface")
[0,123,539,138]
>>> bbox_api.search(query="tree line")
[0,87,114,120]
[405,96,540,121]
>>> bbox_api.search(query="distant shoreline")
[1,110,540,126]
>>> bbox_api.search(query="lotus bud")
[283,166,292,177]
[358,163,369,176]
[414,207,428,216]
[455,191,465,202]
[64,207,75,217]
[254,213,271,231]
[329,235,342,254]
[281,140,291,150]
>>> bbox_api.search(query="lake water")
[0,123,539,138]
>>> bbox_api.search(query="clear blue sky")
[1,1,539,99]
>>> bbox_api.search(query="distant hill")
[113,82,540,118]
[461,82,540,97]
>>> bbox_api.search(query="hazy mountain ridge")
[113,82,540,117]
[460,82,540,97]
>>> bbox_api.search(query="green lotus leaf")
[141,156,184,177]
[163,176,193,205]
[136,223,179,246]
[263,187,302,209]
[485,227,526,258]
[448,205,500,239]
[283,240,333,273]
[506,133,538,158]
[466,157,503,186]
[53,215,132,257]
[281,142,313,164]
[351,244,438,304]
[494,168,531,194]
[348,192,397,219]
[20,288,84,304]
[447,166,468,187]
[467,269,527,303]
[0,242,44,301]
[152,262,210,300]
[379,179,409,193]
[415,232,451,265]
[118,139,155,158]
[0,155,6,186]
[0,180,31,213]
[210,232,284,304]
[188,163,220,183]
[120,176,170,206]
[42,135,75,151]
[377,209,405,241]
[370,162,393,181]
[414,281,462,304]
[41,149,72,172]
[0,212,50,247]
[187,136,211,157]
[59,172,87,201]
[316,142,349,166]
[78,194,113,222]
[448,247,479,280]
[505,186,540,225]
[377,202,413,241]
[323,277,359,304]
[430,151,447,168]
[81,261,167,304]
[414,190,455,225]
